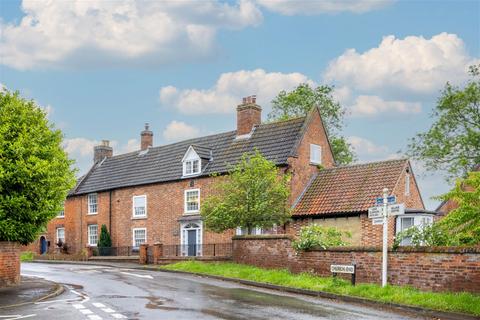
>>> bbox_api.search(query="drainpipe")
[109,190,112,241]
[80,196,83,250]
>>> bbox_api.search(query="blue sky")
[1,0,479,209]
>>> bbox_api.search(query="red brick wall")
[54,175,234,254]
[233,236,480,293]
[287,109,335,205]
[392,162,424,210]
[0,242,20,287]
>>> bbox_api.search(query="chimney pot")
[141,123,153,150]
[237,95,262,136]
[93,140,113,163]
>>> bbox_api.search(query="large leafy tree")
[268,83,356,165]
[201,150,291,235]
[0,90,76,245]
[437,170,480,245]
[407,65,480,179]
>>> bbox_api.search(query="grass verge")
[20,251,34,262]
[161,261,480,316]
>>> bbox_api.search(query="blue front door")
[40,236,47,254]
[187,230,197,256]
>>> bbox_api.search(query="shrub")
[292,224,351,251]
[98,224,112,256]
[393,224,450,248]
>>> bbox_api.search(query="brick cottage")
[26,97,433,256]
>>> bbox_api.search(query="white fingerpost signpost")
[367,187,405,287]
[381,188,388,288]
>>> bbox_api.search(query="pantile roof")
[293,159,408,216]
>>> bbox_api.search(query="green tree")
[201,150,291,234]
[98,224,112,247]
[395,170,480,247]
[407,65,480,179]
[438,170,480,245]
[268,83,356,165]
[0,90,76,245]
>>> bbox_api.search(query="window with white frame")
[132,228,147,247]
[310,144,322,165]
[87,193,98,214]
[405,173,411,196]
[184,159,200,176]
[56,227,65,244]
[132,195,147,218]
[184,189,200,213]
[87,224,98,246]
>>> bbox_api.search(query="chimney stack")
[237,95,261,136]
[93,140,113,163]
[140,123,153,150]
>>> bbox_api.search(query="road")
[0,263,425,320]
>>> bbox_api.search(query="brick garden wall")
[0,242,21,287]
[233,236,480,293]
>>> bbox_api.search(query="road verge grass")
[161,261,480,316]
[20,251,34,262]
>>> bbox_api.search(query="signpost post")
[382,188,388,288]
[368,188,405,288]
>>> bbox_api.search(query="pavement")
[0,262,428,320]
[0,276,63,309]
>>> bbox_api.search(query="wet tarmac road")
[1,263,427,320]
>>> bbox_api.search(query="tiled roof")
[293,159,408,216]
[72,117,306,195]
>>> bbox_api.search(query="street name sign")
[330,265,355,274]
[368,206,383,218]
[376,195,396,205]
[387,203,405,216]
[372,218,384,225]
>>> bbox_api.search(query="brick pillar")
[153,243,163,264]
[0,241,20,287]
[139,244,148,264]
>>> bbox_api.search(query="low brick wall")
[232,235,480,293]
[0,241,21,287]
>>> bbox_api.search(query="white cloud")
[162,121,201,143]
[64,137,140,174]
[256,0,393,15]
[160,69,314,114]
[348,95,421,117]
[64,138,98,158]
[112,138,139,154]
[0,0,262,70]
[324,33,479,95]
[348,136,389,158]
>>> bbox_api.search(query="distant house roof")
[292,159,409,217]
[72,117,306,195]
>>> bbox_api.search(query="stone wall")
[0,242,20,287]
[233,235,480,293]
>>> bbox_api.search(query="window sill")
[182,173,202,178]
[57,216,65,219]
[88,244,97,247]
[131,216,147,220]
[184,211,200,215]
[87,213,98,215]
[310,162,322,166]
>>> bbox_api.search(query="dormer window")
[184,159,200,176]
[182,146,203,177]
